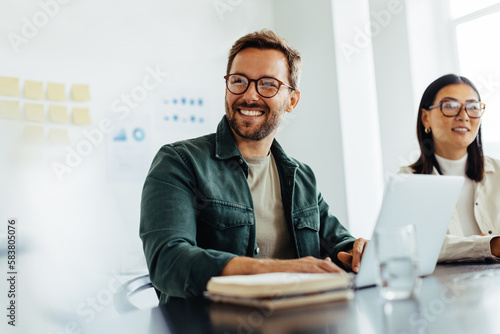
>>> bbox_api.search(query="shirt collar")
[215,116,242,160]
[484,156,495,173]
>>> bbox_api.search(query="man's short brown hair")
[226,29,302,89]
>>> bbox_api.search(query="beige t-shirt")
[246,153,296,259]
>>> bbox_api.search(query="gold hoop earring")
[425,127,431,134]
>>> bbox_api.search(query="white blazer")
[399,156,500,262]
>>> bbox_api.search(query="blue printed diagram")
[113,128,127,141]
[112,127,146,142]
[133,128,145,141]
[106,110,150,181]
[161,97,205,123]
[155,86,210,131]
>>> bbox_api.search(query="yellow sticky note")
[72,107,91,125]
[0,77,20,96]
[49,128,69,145]
[0,100,21,119]
[71,84,90,101]
[25,103,45,122]
[23,125,45,144]
[24,81,44,99]
[47,83,66,101]
[49,105,69,123]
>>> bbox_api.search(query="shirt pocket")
[293,205,321,257]
[197,199,254,254]
[199,199,254,229]
[294,205,320,231]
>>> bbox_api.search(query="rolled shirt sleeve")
[438,234,499,262]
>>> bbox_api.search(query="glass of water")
[374,224,419,300]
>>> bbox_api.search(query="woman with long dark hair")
[402,74,500,262]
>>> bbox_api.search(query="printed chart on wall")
[154,85,212,141]
[106,111,151,181]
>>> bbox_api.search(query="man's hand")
[337,238,368,273]
[220,256,345,276]
[274,256,346,273]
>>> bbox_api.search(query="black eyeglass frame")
[224,74,295,98]
[428,99,486,119]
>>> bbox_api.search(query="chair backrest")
[113,274,159,313]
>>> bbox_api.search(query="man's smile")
[239,109,264,116]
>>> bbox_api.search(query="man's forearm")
[220,256,346,276]
[220,257,269,276]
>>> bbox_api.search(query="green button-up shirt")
[140,116,355,303]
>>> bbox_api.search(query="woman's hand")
[490,237,500,257]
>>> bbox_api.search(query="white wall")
[331,0,384,238]
[273,0,349,227]
[406,0,458,107]
[368,0,417,176]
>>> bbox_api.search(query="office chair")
[113,274,160,314]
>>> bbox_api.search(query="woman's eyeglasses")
[428,99,485,119]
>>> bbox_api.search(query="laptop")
[354,174,464,288]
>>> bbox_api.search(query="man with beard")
[140,29,367,303]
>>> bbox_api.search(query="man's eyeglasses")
[224,74,295,98]
[428,99,486,119]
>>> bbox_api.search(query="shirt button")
[255,247,260,254]
[475,202,479,206]
[488,230,493,234]
[239,159,244,165]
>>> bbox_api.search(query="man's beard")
[225,100,286,141]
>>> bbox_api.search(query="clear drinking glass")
[374,224,419,300]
